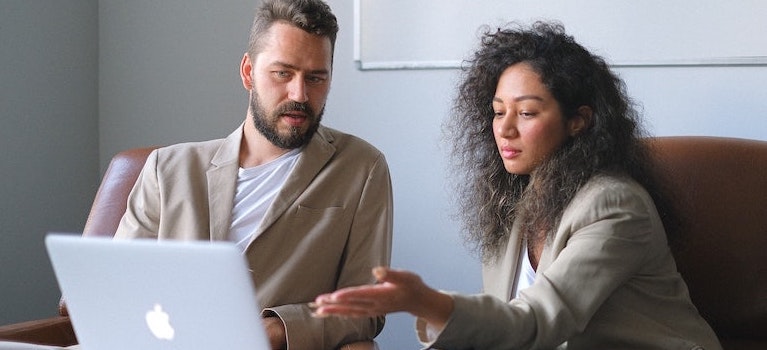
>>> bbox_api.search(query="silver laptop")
[45,234,270,350]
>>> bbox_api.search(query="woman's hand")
[312,267,454,328]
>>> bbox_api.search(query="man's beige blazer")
[115,125,393,350]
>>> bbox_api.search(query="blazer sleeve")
[425,179,660,349]
[114,149,161,240]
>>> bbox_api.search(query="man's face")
[247,22,332,149]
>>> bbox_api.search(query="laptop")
[44,234,270,350]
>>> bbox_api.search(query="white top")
[229,148,300,250]
[514,243,536,299]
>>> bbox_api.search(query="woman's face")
[492,63,579,175]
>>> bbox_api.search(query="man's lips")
[281,112,308,127]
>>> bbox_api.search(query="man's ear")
[569,106,593,136]
[240,53,253,90]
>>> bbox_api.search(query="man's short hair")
[247,0,339,58]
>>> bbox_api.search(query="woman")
[314,22,721,349]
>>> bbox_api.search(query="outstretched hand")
[312,267,454,328]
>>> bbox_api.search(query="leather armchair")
[0,146,379,349]
[647,136,767,350]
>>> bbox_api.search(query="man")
[114,0,393,348]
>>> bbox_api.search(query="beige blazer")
[422,174,721,350]
[115,125,393,350]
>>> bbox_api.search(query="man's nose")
[287,78,308,103]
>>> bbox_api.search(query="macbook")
[45,234,270,350]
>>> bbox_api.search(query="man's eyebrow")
[270,61,329,75]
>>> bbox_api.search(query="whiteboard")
[354,0,767,70]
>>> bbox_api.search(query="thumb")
[372,266,417,284]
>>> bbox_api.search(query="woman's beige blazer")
[421,174,721,350]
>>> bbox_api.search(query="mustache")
[275,101,313,117]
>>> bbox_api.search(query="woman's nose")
[495,114,518,137]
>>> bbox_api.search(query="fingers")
[312,284,393,318]
[312,302,380,318]
[311,293,381,318]
[315,284,387,306]
[311,267,424,319]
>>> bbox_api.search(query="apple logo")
[145,304,175,340]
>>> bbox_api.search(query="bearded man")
[114,1,393,349]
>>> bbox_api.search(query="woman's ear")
[569,106,593,136]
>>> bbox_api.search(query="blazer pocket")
[294,205,349,235]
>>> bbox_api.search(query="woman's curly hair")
[445,22,673,261]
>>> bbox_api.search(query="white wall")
[617,66,767,139]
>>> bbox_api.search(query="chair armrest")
[0,316,77,347]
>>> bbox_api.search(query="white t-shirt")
[229,148,300,251]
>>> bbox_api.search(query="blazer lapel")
[482,222,524,301]
[207,126,243,241]
[252,126,336,239]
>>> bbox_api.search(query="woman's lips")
[500,146,521,159]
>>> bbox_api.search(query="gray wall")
[98,0,256,163]
[2,1,765,349]
[1,0,99,324]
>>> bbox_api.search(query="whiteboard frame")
[352,0,767,71]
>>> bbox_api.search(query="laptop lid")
[45,234,270,350]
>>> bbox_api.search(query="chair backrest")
[59,146,158,316]
[647,136,767,347]
[81,147,159,238]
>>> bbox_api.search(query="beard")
[249,89,323,149]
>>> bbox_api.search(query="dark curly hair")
[446,22,672,261]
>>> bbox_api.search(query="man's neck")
[239,119,292,168]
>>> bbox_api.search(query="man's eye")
[273,71,290,78]
[307,76,326,84]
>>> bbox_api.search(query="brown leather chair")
[646,136,767,350]
[0,146,379,349]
